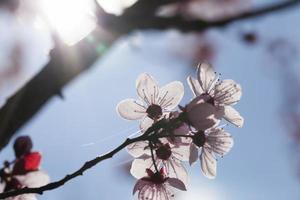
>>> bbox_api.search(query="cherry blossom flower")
[187,63,244,127]
[133,168,186,200]
[130,141,190,185]
[117,73,184,131]
[189,127,233,179]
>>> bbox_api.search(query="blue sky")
[1,1,300,200]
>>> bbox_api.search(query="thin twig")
[149,140,159,173]
[0,119,176,198]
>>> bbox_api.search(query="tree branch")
[0,119,185,199]
[0,0,299,152]
[108,0,300,33]
[0,28,118,151]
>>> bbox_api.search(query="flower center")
[202,93,215,106]
[144,169,166,184]
[192,131,206,147]
[155,144,172,160]
[146,104,163,120]
[150,172,166,184]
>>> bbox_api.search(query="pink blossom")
[133,168,186,200]
[187,63,244,127]
[117,73,184,131]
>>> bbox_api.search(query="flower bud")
[13,152,41,175]
[13,136,33,158]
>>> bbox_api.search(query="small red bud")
[13,152,41,175]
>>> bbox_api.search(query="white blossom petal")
[140,117,154,132]
[117,99,146,120]
[136,73,159,105]
[189,143,199,166]
[187,76,203,96]
[197,63,217,93]
[207,128,234,156]
[127,141,150,158]
[171,144,190,162]
[166,159,188,186]
[223,106,244,127]
[130,156,155,179]
[158,81,184,110]
[200,146,217,179]
[167,178,187,191]
[15,171,50,188]
[214,79,242,106]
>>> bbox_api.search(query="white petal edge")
[130,156,154,179]
[223,106,244,127]
[200,147,217,179]
[197,63,217,93]
[158,81,184,110]
[140,117,154,132]
[127,141,150,158]
[187,76,203,96]
[206,128,234,156]
[136,73,159,105]
[117,99,146,120]
[166,160,188,186]
[214,79,242,106]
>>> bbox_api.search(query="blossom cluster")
[0,136,49,200]
[117,63,243,200]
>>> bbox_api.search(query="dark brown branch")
[0,0,299,152]
[0,28,118,151]
[0,119,175,198]
[0,135,146,198]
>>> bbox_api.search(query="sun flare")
[39,0,96,45]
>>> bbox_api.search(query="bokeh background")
[1,0,300,199]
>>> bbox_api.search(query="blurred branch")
[0,28,117,151]
[0,0,299,151]
[108,0,300,33]
[121,0,182,18]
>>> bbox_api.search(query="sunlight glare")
[39,0,96,45]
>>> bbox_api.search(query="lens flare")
[39,0,96,45]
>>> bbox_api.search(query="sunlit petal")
[158,81,184,110]
[197,63,217,93]
[214,79,242,106]
[187,76,203,96]
[200,147,217,179]
[117,99,146,120]
[136,73,159,105]
[223,106,244,127]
